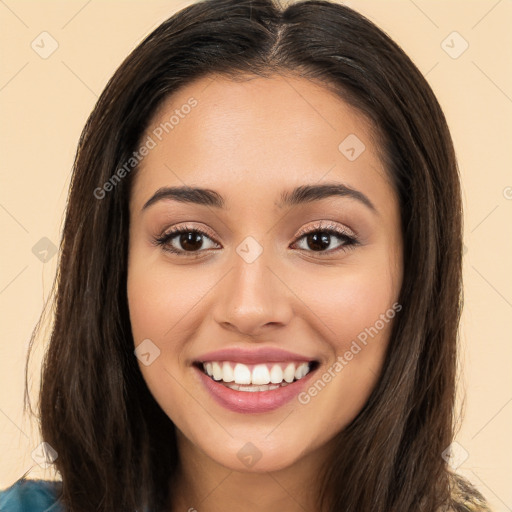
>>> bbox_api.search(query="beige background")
[0,0,511,509]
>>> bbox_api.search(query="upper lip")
[195,347,318,365]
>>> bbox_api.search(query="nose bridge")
[213,237,293,334]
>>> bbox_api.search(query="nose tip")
[213,259,294,337]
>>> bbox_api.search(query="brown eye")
[155,227,220,256]
[304,231,333,251]
[177,231,205,251]
[292,225,358,255]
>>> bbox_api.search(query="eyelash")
[153,222,359,257]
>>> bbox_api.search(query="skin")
[127,74,403,512]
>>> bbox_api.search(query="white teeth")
[222,361,234,382]
[294,363,309,380]
[225,382,289,392]
[233,363,252,385]
[201,360,313,386]
[251,364,270,385]
[212,361,223,381]
[283,363,296,383]
[269,364,283,384]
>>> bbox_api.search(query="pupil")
[180,232,203,251]
[307,232,330,251]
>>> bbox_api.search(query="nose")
[213,248,294,337]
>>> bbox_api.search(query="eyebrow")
[141,182,377,214]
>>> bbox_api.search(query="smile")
[200,361,314,391]
[192,348,320,413]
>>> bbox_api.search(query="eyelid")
[158,220,355,243]
[294,220,357,239]
[158,222,218,241]
[155,220,359,257]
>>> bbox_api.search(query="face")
[127,74,403,474]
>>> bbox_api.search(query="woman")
[0,0,492,510]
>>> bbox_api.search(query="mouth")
[192,357,320,413]
[194,360,320,392]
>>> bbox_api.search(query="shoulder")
[0,478,63,511]
[447,472,493,512]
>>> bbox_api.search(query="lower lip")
[195,365,316,413]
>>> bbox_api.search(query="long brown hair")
[23,0,482,510]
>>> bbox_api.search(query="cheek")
[293,261,398,416]
[297,262,398,349]
[126,255,196,424]
[127,255,209,344]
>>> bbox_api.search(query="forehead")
[130,74,392,210]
